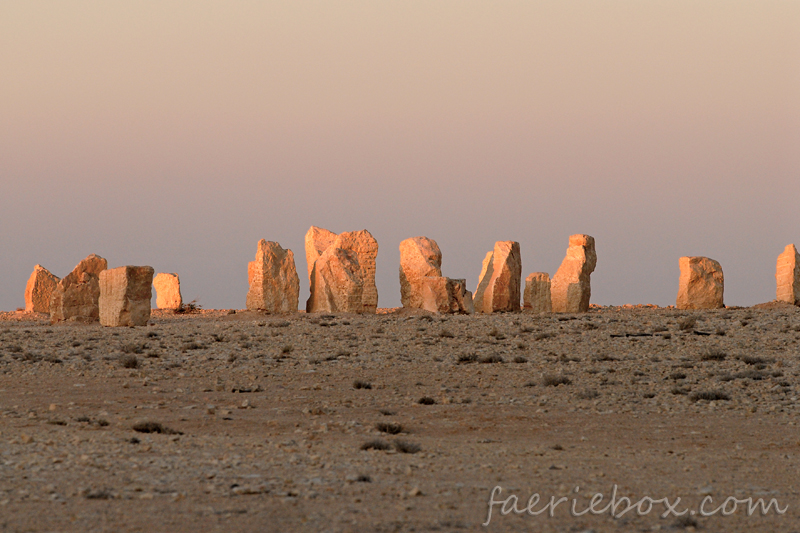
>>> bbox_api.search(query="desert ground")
[0,304,799,532]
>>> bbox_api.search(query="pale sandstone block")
[246,240,299,313]
[474,241,522,313]
[524,272,552,313]
[99,266,154,327]
[676,256,724,310]
[776,244,800,305]
[551,235,596,313]
[24,265,60,313]
[306,247,364,313]
[153,273,182,310]
[420,277,474,314]
[305,226,378,313]
[50,254,108,323]
[399,237,443,309]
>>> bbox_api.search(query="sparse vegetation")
[394,440,421,454]
[375,422,403,434]
[360,439,391,451]
[353,380,372,390]
[456,353,478,364]
[699,348,726,361]
[678,316,696,331]
[478,354,503,364]
[132,421,182,435]
[418,397,436,405]
[542,374,571,387]
[690,390,730,402]
[120,354,139,369]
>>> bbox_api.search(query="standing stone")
[153,273,182,310]
[50,254,108,323]
[474,241,522,313]
[676,256,724,310]
[421,277,474,314]
[306,247,363,313]
[776,244,800,305]
[246,240,300,313]
[551,234,597,313]
[399,237,443,309]
[24,265,60,313]
[305,226,378,313]
[524,272,552,313]
[99,266,154,327]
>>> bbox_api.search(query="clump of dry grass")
[394,440,421,454]
[690,390,730,402]
[699,348,726,361]
[360,439,391,451]
[479,354,504,364]
[375,422,403,435]
[132,421,182,435]
[418,397,436,405]
[678,316,696,331]
[119,354,139,369]
[542,374,571,387]
[353,380,372,390]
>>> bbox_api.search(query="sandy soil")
[0,304,799,532]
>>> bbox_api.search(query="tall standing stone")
[305,226,378,313]
[399,237,443,309]
[50,254,108,323]
[24,265,60,313]
[524,272,552,313]
[551,235,597,313]
[676,256,724,310]
[306,247,364,313]
[153,273,182,310]
[99,266,154,327]
[776,244,800,305]
[246,240,300,313]
[474,241,521,313]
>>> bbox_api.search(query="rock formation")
[24,265,60,313]
[246,240,299,313]
[399,237,443,309]
[153,273,182,310]
[306,247,364,313]
[676,256,724,310]
[99,266,154,327]
[49,254,108,323]
[776,244,800,305]
[551,235,597,313]
[473,241,521,313]
[523,272,552,313]
[420,277,474,314]
[305,226,378,312]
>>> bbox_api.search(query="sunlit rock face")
[776,244,800,306]
[305,226,378,313]
[399,236,443,310]
[551,235,596,313]
[99,266,154,327]
[246,240,299,313]
[50,254,108,323]
[153,273,182,310]
[524,272,552,313]
[420,276,473,314]
[474,241,521,314]
[25,265,60,313]
[676,256,724,310]
[306,247,364,313]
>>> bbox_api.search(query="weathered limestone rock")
[676,256,724,310]
[420,277,473,314]
[776,244,800,306]
[49,254,108,323]
[24,265,60,313]
[306,247,363,313]
[246,240,299,313]
[305,226,378,313]
[153,273,182,310]
[399,237,443,309]
[551,235,597,313]
[99,266,154,326]
[523,272,552,313]
[474,241,522,313]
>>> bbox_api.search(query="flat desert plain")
[0,305,799,532]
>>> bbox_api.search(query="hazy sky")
[1,1,798,311]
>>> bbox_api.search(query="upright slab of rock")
[306,247,363,313]
[524,272,552,313]
[551,234,597,313]
[676,256,724,310]
[305,226,378,313]
[399,237,472,314]
[246,240,299,313]
[24,265,60,313]
[49,254,108,323]
[99,266,154,327]
[776,244,800,306]
[153,273,182,310]
[474,241,521,313]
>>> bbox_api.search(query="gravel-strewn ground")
[0,305,798,532]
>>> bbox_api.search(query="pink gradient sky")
[1,1,798,310]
